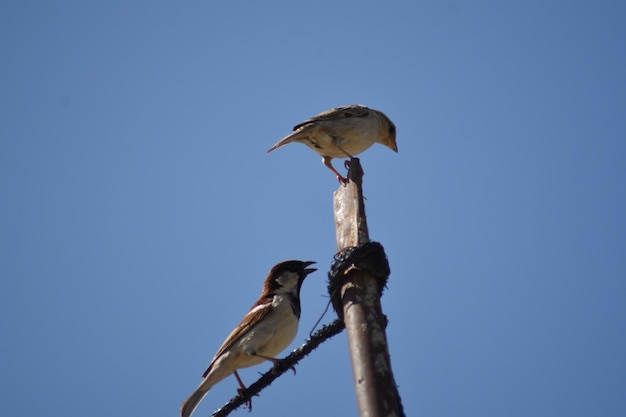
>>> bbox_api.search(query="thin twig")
[211,319,345,417]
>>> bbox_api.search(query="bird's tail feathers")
[180,386,210,417]
[267,134,296,153]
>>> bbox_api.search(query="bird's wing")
[267,105,371,153]
[202,298,274,377]
[292,105,370,131]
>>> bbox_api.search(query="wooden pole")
[333,158,403,417]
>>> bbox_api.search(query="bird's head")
[375,110,397,152]
[262,260,317,297]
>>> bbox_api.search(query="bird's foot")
[234,370,255,411]
[342,158,362,183]
[237,388,253,412]
[335,160,352,184]
[267,357,296,375]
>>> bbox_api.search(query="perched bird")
[267,104,397,182]
[180,260,317,417]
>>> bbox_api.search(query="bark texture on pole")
[332,158,403,417]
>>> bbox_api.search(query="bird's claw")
[338,159,353,184]
[237,388,259,412]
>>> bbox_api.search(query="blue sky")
[2,2,625,416]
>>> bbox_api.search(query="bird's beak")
[388,139,398,152]
[302,261,317,275]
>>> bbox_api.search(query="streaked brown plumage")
[268,104,397,182]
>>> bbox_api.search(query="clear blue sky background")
[2,2,625,416]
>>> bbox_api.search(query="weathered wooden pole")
[332,158,403,417]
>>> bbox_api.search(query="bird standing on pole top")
[267,104,397,183]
